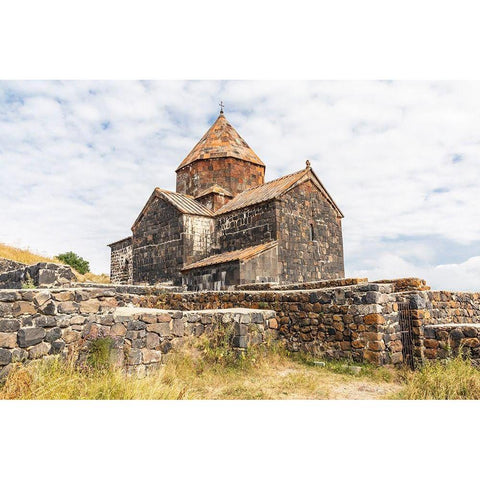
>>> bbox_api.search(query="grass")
[0,337,402,400]
[2,328,480,400]
[394,356,480,399]
[0,243,57,265]
[0,242,109,284]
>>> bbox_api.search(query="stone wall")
[215,201,277,253]
[142,282,404,365]
[0,258,26,274]
[0,262,77,289]
[176,157,265,198]
[182,261,241,291]
[423,324,480,362]
[181,247,279,291]
[183,215,214,267]
[109,237,133,284]
[426,291,480,325]
[132,196,185,285]
[3,280,479,372]
[236,277,368,291]
[276,180,344,283]
[0,286,276,375]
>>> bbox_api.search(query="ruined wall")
[0,287,276,375]
[276,180,344,283]
[109,237,133,284]
[132,197,184,285]
[215,201,277,253]
[176,157,265,198]
[0,263,77,289]
[0,258,26,274]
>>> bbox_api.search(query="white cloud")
[351,254,480,293]
[0,80,479,291]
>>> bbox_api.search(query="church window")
[309,223,315,241]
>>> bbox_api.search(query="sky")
[0,80,479,291]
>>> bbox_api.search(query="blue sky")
[0,80,479,291]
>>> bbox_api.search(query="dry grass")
[0,242,109,284]
[75,272,110,284]
[0,342,401,400]
[3,326,479,400]
[394,356,480,400]
[0,243,58,265]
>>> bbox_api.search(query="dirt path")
[328,379,402,399]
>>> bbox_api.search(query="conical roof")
[176,113,264,171]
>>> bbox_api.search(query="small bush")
[56,251,90,274]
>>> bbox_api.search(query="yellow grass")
[0,344,401,400]
[0,242,109,284]
[0,243,58,265]
[394,356,480,399]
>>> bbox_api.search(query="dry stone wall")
[0,262,77,289]
[2,280,480,372]
[0,258,26,274]
[142,282,405,365]
[0,286,276,376]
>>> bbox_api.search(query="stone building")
[109,108,345,290]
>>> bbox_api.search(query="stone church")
[109,108,345,290]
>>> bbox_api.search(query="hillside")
[0,243,109,284]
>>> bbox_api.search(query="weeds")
[4,332,479,400]
[395,355,480,399]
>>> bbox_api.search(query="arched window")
[309,223,315,241]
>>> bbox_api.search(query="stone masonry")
[109,110,345,289]
[1,278,480,374]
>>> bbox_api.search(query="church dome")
[176,111,265,198]
[176,112,264,171]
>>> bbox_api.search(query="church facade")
[109,109,345,290]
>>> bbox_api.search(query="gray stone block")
[45,327,62,343]
[0,348,12,365]
[17,327,46,347]
[0,319,20,332]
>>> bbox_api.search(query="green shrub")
[56,251,90,274]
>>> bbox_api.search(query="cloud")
[0,80,479,291]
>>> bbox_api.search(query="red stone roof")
[181,241,278,271]
[176,113,264,171]
[214,165,343,217]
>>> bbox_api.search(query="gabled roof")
[132,188,213,229]
[176,113,264,171]
[181,241,278,271]
[195,184,233,199]
[214,165,344,217]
